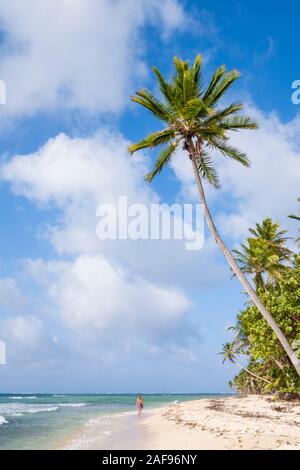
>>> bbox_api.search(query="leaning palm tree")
[219,342,271,384]
[128,54,300,376]
[233,219,292,290]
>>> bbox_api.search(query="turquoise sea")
[0,393,226,449]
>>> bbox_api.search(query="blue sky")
[0,0,299,393]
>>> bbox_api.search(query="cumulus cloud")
[0,0,186,117]
[25,254,192,339]
[0,262,199,377]
[1,130,149,205]
[21,253,203,375]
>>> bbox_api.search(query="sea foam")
[0,416,8,426]
[10,396,37,400]
[0,404,59,416]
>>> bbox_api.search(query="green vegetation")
[232,219,292,290]
[222,216,300,395]
[129,53,300,378]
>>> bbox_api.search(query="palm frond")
[219,116,258,131]
[131,89,174,123]
[183,68,197,104]
[202,65,226,103]
[288,214,300,221]
[172,57,188,94]
[171,55,203,104]
[152,66,179,110]
[288,199,300,221]
[209,138,250,166]
[203,103,244,125]
[192,54,203,88]
[128,128,176,154]
[205,70,241,107]
[197,151,220,188]
[183,98,210,121]
[288,199,300,245]
[145,140,180,182]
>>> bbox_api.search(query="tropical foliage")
[223,217,300,395]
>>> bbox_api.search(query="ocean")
[0,393,225,449]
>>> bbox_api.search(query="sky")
[0,0,299,393]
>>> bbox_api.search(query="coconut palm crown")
[233,219,292,289]
[128,54,257,184]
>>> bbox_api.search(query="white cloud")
[1,130,149,205]
[0,314,61,366]
[0,0,186,116]
[1,315,43,349]
[1,129,155,260]
[0,277,25,312]
[18,252,203,374]
[149,0,185,38]
[217,106,300,241]
[26,254,191,336]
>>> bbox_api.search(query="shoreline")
[63,396,300,450]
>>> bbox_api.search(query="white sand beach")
[64,396,300,450]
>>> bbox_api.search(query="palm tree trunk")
[235,361,271,384]
[188,146,300,377]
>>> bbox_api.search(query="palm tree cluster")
[221,216,300,395]
[129,54,300,379]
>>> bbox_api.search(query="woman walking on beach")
[136,395,144,418]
